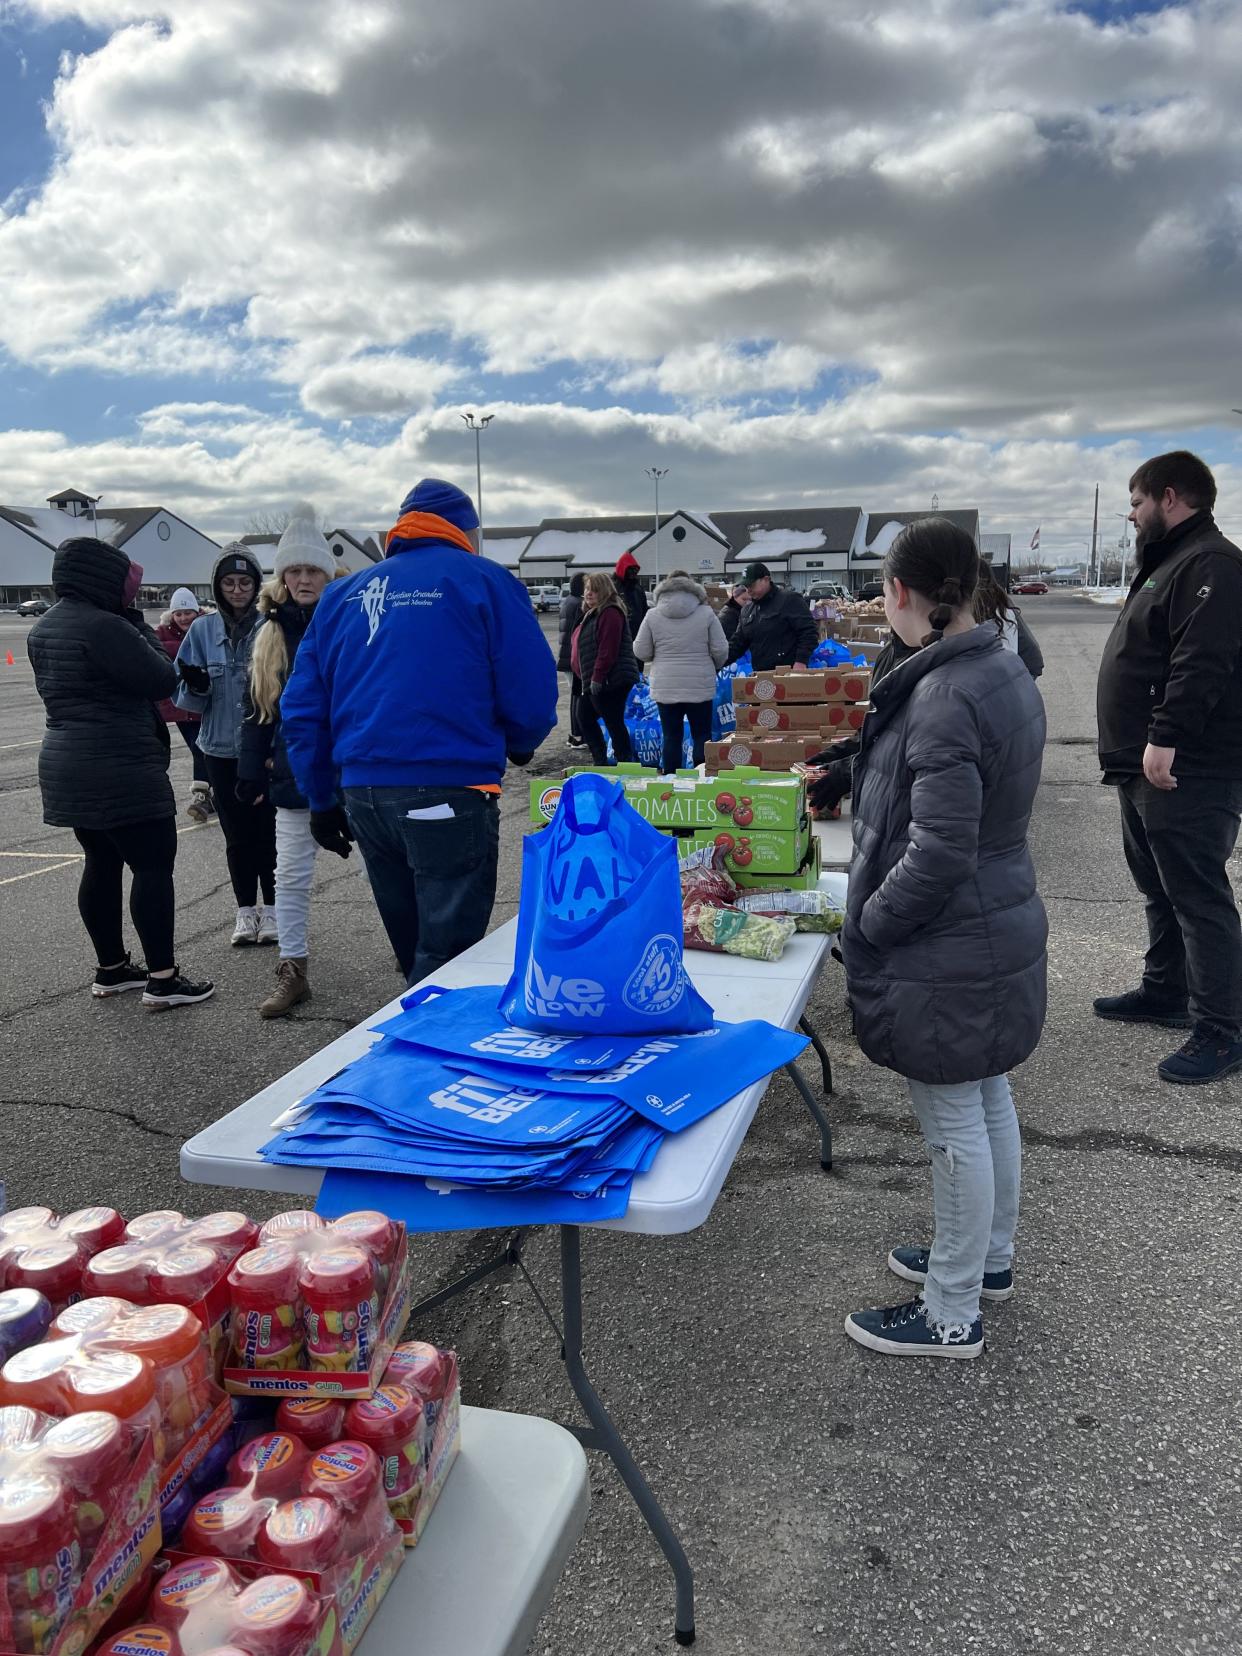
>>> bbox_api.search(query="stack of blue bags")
[259,772,808,1231]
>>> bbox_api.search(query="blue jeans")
[343,786,500,986]
[906,1074,1022,1326]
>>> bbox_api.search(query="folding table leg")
[559,1225,697,1646]
[785,1061,833,1171]
[798,1012,833,1095]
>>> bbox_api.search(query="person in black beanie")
[28,539,214,1009]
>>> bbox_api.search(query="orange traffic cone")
[4,652,13,666]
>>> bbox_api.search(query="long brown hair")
[249,569,346,722]
[583,571,626,615]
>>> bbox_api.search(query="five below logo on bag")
[524,959,607,1019]
[622,934,684,1016]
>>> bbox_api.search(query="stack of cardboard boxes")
[705,665,872,771]
[528,765,822,888]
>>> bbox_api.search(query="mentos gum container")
[300,1248,378,1372]
[0,1290,54,1365]
[3,1242,86,1314]
[258,1212,324,1244]
[344,1386,424,1517]
[0,1470,81,1654]
[256,1496,344,1576]
[95,1625,179,1656]
[274,1398,347,1450]
[183,1214,259,1256]
[58,1208,127,1253]
[326,1212,397,1297]
[41,1410,126,1550]
[149,1557,235,1640]
[227,1246,301,1370]
[180,1488,265,1560]
[301,1441,378,1518]
[229,1575,319,1655]
[227,1432,310,1500]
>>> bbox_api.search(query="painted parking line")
[0,740,42,751]
[0,823,208,886]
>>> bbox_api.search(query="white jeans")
[274,807,318,959]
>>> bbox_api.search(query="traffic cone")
[4,652,13,666]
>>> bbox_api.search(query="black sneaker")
[142,968,215,1011]
[845,1296,983,1359]
[888,1245,1013,1302]
[1093,988,1192,1029]
[91,956,149,998]
[1157,1027,1242,1085]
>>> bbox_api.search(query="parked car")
[527,585,561,613]
[806,582,850,601]
[17,596,51,617]
[1012,580,1049,595]
[857,580,885,601]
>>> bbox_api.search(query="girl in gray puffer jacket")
[842,519,1047,1363]
[633,571,728,772]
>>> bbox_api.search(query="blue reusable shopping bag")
[380,985,658,1071]
[499,772,714,1037]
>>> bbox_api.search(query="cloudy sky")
[0,0,1238,555]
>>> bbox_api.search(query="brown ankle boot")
[259,957,310,1019]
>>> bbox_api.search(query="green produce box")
[529,766,806,832]
[679,816,812,876]
[729,834,823,890]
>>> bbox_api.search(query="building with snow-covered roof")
[238,528,383,577]
[849,510,981,582]
[519,517,650,583]
[482,526,536,573]
[981,532,1012,585]
[0,492,221,604]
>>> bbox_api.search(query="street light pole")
[1113,511,1131,591]
[461,413,494,550]
[644,466,668,586]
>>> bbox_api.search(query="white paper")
[406,804,456,821]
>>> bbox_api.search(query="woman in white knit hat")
[238,505,346,1018]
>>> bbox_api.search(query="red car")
[1012,580,1048,595]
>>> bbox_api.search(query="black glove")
[177,660,210,694]
[310,805,354,859]
[507,750,535,767]
[235,776,265,806]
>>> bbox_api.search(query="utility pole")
[461,413,494,549]
[645,466,668,585]
[1089,483,1100,587]
[1113,511,1130,591]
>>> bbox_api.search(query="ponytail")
[883,518,980,647]
[249,581,290,723]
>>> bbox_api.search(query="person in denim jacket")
[176,543,277,945]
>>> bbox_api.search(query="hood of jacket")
[652,573,708,620]
[210,542,264,613]
[51,538,131,612]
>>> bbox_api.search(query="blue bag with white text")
[499,771,714,1036]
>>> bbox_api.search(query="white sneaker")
[256,907,279,946]
[231,906,260,946]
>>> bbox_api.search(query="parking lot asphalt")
[1,596,1238,1655]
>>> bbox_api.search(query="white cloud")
[0,0,1239,525]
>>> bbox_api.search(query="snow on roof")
[482,532,527,569]
[4,506,126,547]
[680,509,728,545]
[521,528,638,568]
[735,525,827,558]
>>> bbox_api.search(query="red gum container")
[180,1487,266,1559]
[227,1431,310,1500]
[344,1386,423,1503]
[256,1495,344,1575]
[149,1556,236,1637]
[274,1397,348,1450]
[42,1409,127,1547]
[228,1574,319,1655]
[95,1625,180,1655]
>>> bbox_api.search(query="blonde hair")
[584,572,625,613]
[249,569,345,722]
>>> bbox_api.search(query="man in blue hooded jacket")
[281,478,557,983]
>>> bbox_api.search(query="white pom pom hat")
[274,503,335,579]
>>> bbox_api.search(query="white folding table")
[181,872,847,1645]
[364,1406,588,1656]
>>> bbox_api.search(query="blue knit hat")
[399,478,479,531]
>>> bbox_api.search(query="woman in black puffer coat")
[27,539,213,1008]
[842,519,1046,1362]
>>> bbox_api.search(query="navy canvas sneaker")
[888,1245,1014,1302]
[1158,1027,1242,1085]
[845,1296,983,1359]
